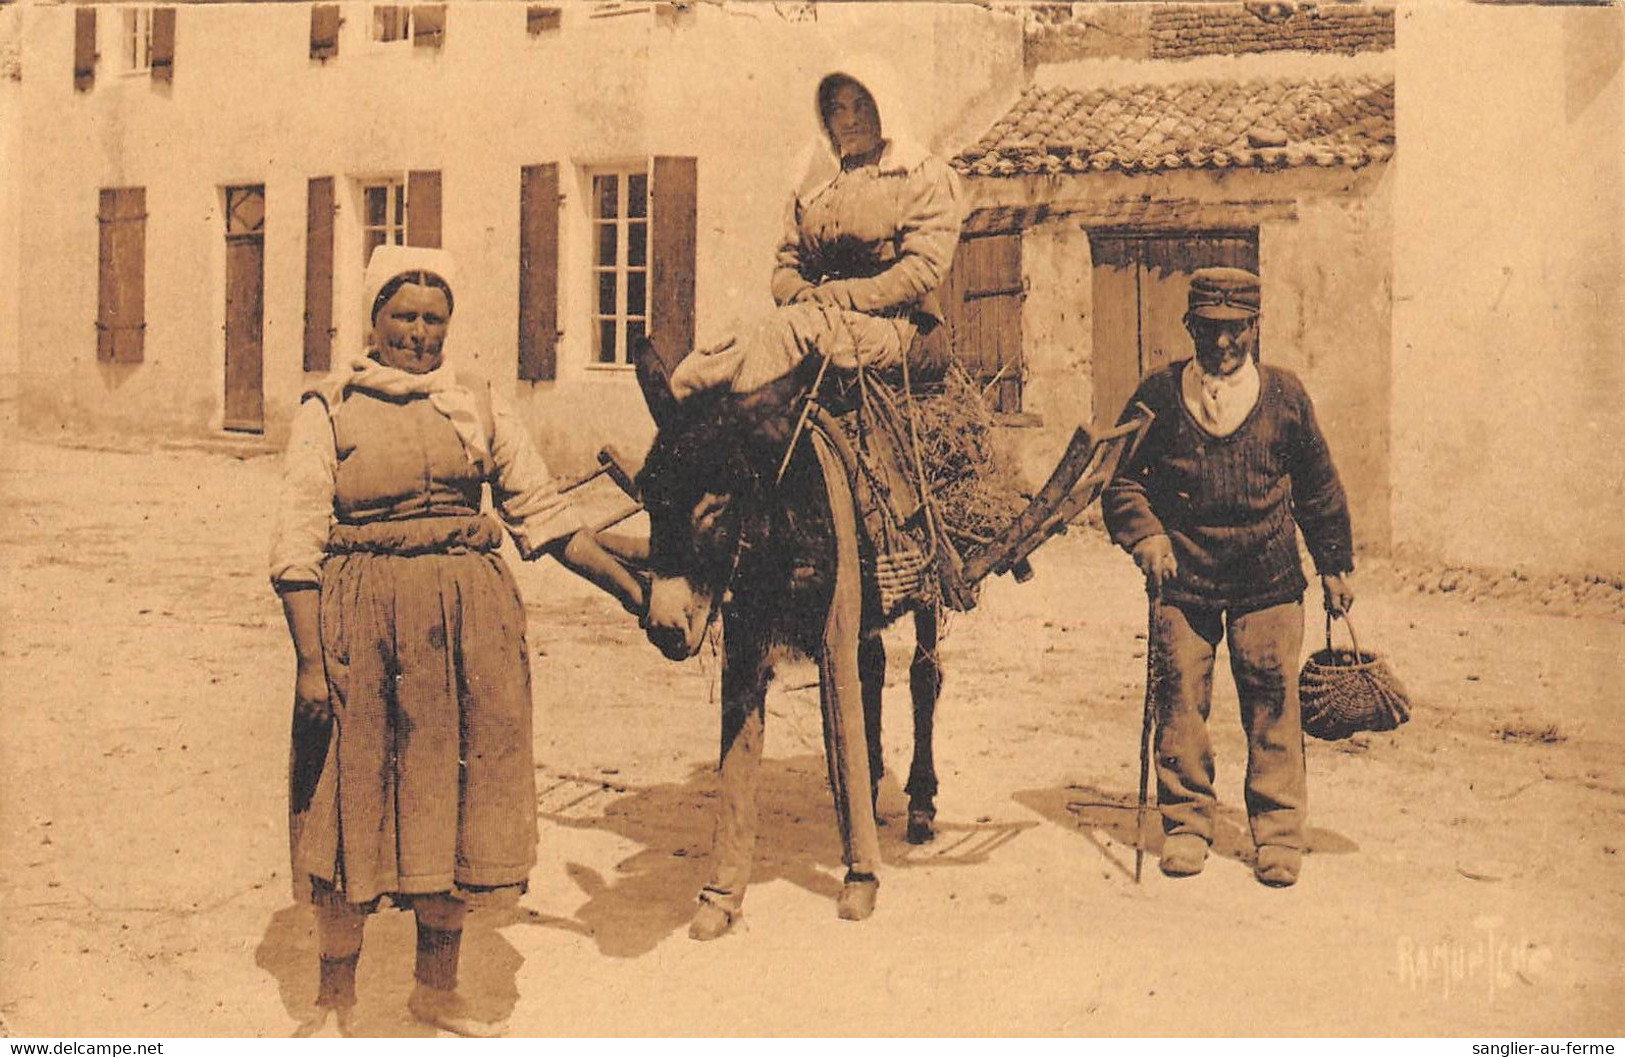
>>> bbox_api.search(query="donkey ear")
[736,353,825,450]
[633,337,681,429]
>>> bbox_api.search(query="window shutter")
[310,5,341,61]
[406,170,442,248]
[150,8,176,83]
[412,5,447,48]
[517,164,560,382]
[649,156,697,373]
[527,6,562,34]
[73,8,97,92]
[96,188,147,365]
[303,177,336,373]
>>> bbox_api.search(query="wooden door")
[1089,232,1258,426]
[224,186,266,433]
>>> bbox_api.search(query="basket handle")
[1324,611,1364,658]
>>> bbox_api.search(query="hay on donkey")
[906,364,1029,545]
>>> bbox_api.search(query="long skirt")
[289,516,537,907]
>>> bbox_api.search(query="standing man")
[1103,267,1355,887]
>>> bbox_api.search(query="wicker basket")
[1299,613,1411,741]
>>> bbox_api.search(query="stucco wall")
[12,2,1023,470]
[1,6,23,400]
[1392,3,1624,576]
[981,162,1391,553]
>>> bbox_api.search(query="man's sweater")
[1103,360,1353,612]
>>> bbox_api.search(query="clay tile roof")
[955,76,1394,178]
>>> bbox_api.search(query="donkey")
[631,341,944,940]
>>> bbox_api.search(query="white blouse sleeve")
[488,389,584,559]
[268,398,336,589]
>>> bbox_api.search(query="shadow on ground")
[254,900,526,1038]
[1014,783,1359,881]
[540,754,1037,957]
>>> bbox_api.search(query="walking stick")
[1135,584,1160,885]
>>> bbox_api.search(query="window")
[360,179,407,264]
[589,168,650,366]
[371,5,445,48]
[122,8,153,73]
[372,5,411,42]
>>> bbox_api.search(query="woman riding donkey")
[645,59,964,941]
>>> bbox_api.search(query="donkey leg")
[905,608,943,845]
[858,633,887,816]
[692,619,771,941]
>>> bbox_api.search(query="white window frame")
[121,8,154,74]
[586,165,651,368]
[359,177,408,267]
[370,4,413,45]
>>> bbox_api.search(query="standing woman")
[269,245,643,1036]
[668,58,963,397]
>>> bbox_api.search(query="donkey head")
[632,338,818,661]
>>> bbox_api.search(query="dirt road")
[2,434,1620,1037]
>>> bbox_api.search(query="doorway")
[223,186,266,433]
[1088,231,1259,426]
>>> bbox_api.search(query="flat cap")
[1187,267,1260,320]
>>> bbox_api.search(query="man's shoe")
[1254,845,1302,887]
[1159,833,1209,877]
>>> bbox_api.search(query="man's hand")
[294,660,331,724]
[1131,535,1178,593]
[1322,573,1354,616]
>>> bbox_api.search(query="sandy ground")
[1,430,1621,1039]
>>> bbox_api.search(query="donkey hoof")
[688,900,738,942]
[837,873,879,921]
[905,805,937,845]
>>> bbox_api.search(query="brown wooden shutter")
[940,232,1024,413]
[517,164,560,382]
[73,8,97,92]
[303,177,337,372]
[527,6,562,34]
[150,8,176,83]
[649,156,697,373]
[310,5,341,61]
[406,170,441,248]
[96,188,147,365]
[412,5,446,48]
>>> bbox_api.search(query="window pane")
[627,222,646,267]
[364,229,385,265]
[626,319,645,354]
[598,272,617,316]
[627,270,645,317]
[593,175,618,220]
[595,223,617,268]
[627,173,648,219]
[227,187,265,236]
[597,320,617,364]
[365,186,387,228]
[393,186,405,229]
